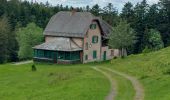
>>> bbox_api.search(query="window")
[44,51,51,58]
[37,50,44,57]
[85,42,88,50]
[93,50,97,59]
[85,55,88,60]
[92,36,98,43]
[58,52,65,59]
[65,52,71,60]
[90,24,96,29]
[71,51,80,60]
[111,50,114,56]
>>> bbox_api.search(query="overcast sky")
[26,0,159,11]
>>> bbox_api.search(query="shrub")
[31,64,37,71]
[140,75,149,80]
[142,46,152,54]
[163,69,170,75]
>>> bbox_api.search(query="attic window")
[90,24,96,29]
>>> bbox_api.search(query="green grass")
[96,47,170,100]
[0,63,110,100]
[100,68,135,100]
[1,47,170,100]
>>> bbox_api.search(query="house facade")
[33,11,120,64]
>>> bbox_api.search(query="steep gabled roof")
[98,19,113,38]
[44,11,112,38]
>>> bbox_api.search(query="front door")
[103,51,106,60]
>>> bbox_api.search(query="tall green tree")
[0,17,10,63]
[91,4,101,16]
[133,0,149,53]
[158,0,170,46]
[108,20,137,57]
[86,5,90,12]
[121,2,135,26]
[144,29,164,51]
[102,3,118,26]
[0,0,7,16]
[16,23,43,60]
[146,4,160,29]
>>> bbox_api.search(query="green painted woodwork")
[92,36,98,43]
[103,51,106,60]
[71,51,80,60]
[90,24,96,29]
[34,50,53,58]
[93,50,97,59]
[34,49,81,61]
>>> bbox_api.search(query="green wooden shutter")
[93,51,97,59]
[96,36,98,43]
[90,24,93,29]
[85,55,88,60]
[94,24,96,29]
[92,36,94,43]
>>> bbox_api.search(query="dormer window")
[90,24,96,29]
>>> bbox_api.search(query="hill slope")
[99,47,170,100]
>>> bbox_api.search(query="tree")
[91,4,101,16]
[133,0,149,53]
[86,5,90,12]
[0,17,10,63]
[0,0,7,16]
[121,2,135,25]
[16,23,43,60]
[158,0,170,46]
[144,29,164,51]
[146,4,160,29]
[108,20,137,57]
[102,3,118,26]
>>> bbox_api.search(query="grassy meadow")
[1,47,170,100]
[0,63,110,100]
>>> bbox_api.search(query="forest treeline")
[0,0,169,63]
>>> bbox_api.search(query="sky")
[26,0,159,11]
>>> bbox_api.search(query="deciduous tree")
[16,23,43,60]
[144,29,164,51]
[108,20,137,57]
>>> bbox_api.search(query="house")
[33,11,120,64]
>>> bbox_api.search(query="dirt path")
[12,60,33,65]
[103,67,144,100]
[92,67,117,100]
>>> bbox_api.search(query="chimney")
[71,7,77,16]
